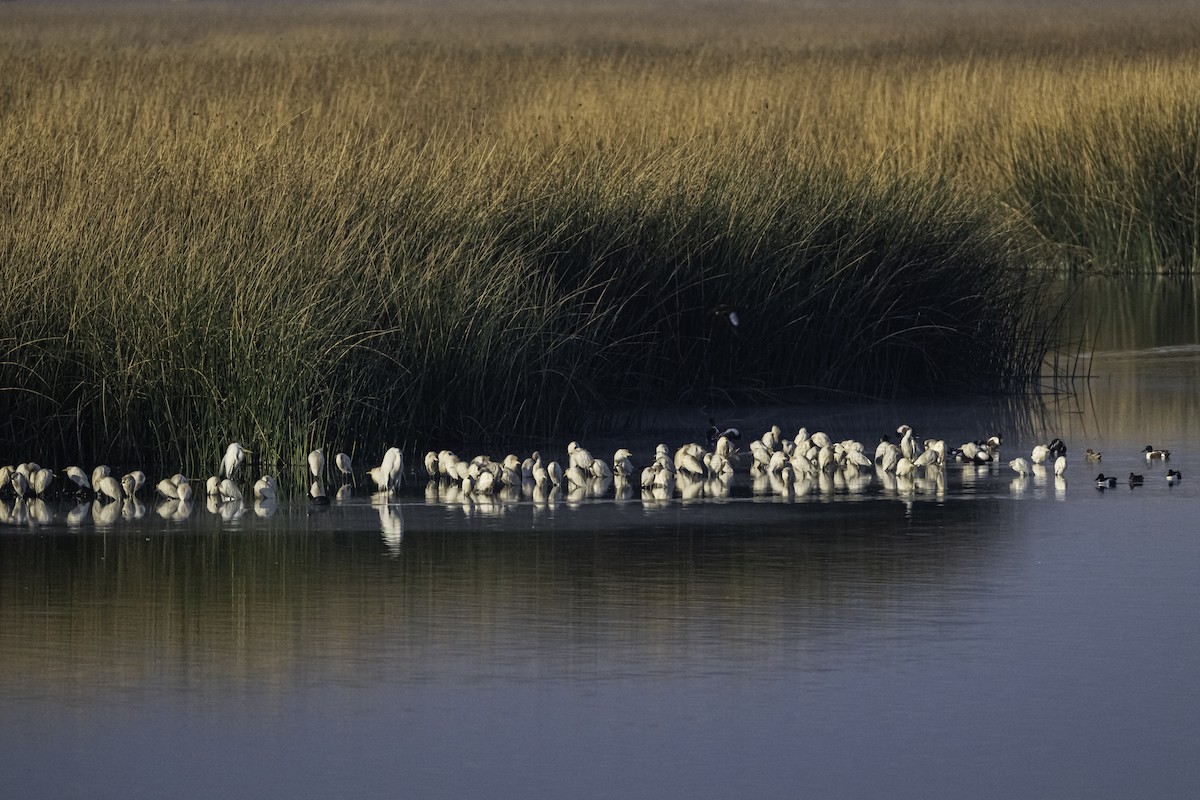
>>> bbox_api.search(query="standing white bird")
[308,449,325,478]
[1010,457,1031,476]
[123,470,146,495]
[335,452,353,480]
[381,447,403,488]
[368,465,390,493]
[222,442,248,478]
[1054,456,1067,476]
[613,448,635,479]
[64,466,91,491]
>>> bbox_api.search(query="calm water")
[3,279,1200,799]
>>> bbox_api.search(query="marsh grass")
[0,2,1196,466]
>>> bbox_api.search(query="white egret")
[567,442,594,471]
[1009,457,1031,476]
[613,448,635,479]
[96,475,123,502]
[123,470,146,495]
[327,452,348,481]
[368,465,390,493]
[1054,456,1067,477]
[254,476,276,501]
[30,468,54,496]
[381,447,404,488]
[91,465,111,492]
[64,466,90,491]
[308,449,325,478]
[222,442,248,478]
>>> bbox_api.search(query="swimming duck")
[1128,473,1144,486]
[1144,446,1171,461]
[1084,449,1102,463]
[1167,469,1182,485]
[1095,473,1117,489]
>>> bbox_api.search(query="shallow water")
[3,286,1200,799]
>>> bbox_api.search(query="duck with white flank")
[1144,446,1171,461]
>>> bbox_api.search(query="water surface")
[2,280,1199,800]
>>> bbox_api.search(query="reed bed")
[0,1,1197,465]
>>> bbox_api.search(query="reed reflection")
[0,498,1017,702]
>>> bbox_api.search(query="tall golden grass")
[1,2,1197,466]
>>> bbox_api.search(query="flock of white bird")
[418,424,1003,507]
[0,425,1179,526]
[0,441,387,526]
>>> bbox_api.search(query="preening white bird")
[1010,457,1031,476]
[1030,444,1050,465]
[381,447,404,488]
[96,475,123,502]
[30,468,53,496]
[308,449,325,478]
[567,441,594,471]
[1054,456,1067,476]
[64,466,90,491]
[218,478,243,502]
[91,465,111,492]
[123,470,146,495]
[253,475,276,501]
